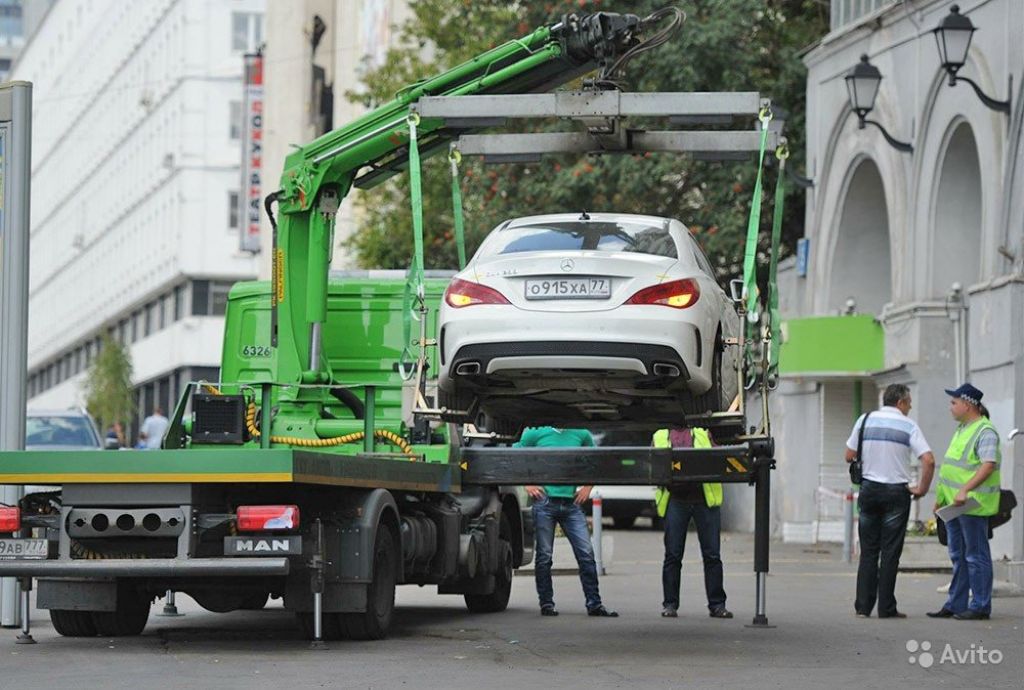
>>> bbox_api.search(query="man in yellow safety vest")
[653,427,730,619]
[927,383,1002,621]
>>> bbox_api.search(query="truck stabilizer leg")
[15,578,35,644]
[746,456,776,629]
[310,519,327,650]
[158,590,184,617]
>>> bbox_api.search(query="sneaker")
[953,609,990,620]
[855,612,870,618]
[926,608,956,618]
[709,607,734,619]
[540,606,559,617]
[661,607,678,618]
[587,606,618,617]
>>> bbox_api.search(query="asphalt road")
[2,527,1021,689]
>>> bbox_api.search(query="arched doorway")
[932,123,982,294]
[829,159,892,314]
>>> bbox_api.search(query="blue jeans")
[855,480,911,616]
[944,514,993,614]
[662,497,726,611]
[532,497,602,611]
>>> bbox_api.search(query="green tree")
[345,0,828,280]
[83,334,135,435]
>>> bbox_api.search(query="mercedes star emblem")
[560,258,575,272]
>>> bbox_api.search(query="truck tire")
[240,592,270,610]
[49,609,97,637]
[464,513,513,613]
[91,589,151,637]
[339,527,397,640]
[613,515,637,529]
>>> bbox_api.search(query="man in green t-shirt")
[516,426,617,617]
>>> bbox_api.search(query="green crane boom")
[266,11,649,393]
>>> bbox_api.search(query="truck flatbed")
[0,448,460,493]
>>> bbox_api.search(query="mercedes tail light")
[444,278,510,308]
[236,505,300,531]
[625,278,701,309]
[0,507,20,533]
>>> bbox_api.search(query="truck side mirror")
[729,279,743,304]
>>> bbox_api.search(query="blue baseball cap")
[944,383,984,406]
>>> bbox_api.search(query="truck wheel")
[340,527,397,640]
[240,592,270,610]
[464,513,513,613]
[91,588,151,636]
[613,515,637,529]
[49,609,97,637]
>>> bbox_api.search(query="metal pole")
[843,491,854,564]
[746,458,775,628]
[159,589,183,617]
[309,322,322,371]
[15,579,34,644]
[0,82,32,628]
[260,382,272,449]
[310,518,326,649]
[363,386,376,453]
[591,492,604,575]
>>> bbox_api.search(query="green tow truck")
[0,11,675,642]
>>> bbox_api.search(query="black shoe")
[878,611,907,619]
[855,611,871,618]
[709,607,734,619]
[953,610,990,620]
[587,606,618,617]
[926,608,956,618]
[661,607,678,618]
[540,607,559,617]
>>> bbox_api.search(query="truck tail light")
[444,278,510,308]
[0,507,20,533]
[625,278,701,309]
[236,505,300,531]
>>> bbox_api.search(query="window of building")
[143,302,152,337]
[229,100,242,140]
[174,284,184,321]
[231,12,263,52]
[210,282,231,316]
[192,280,209,316]
[228,191,240,229]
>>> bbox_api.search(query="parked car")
[24,408,105,494]
[436,212,739,434]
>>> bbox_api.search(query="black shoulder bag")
[849,411,872,485]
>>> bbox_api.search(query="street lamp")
[844,54,913,153]
[932,5,1010,114]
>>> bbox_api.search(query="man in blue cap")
[928,383,1002,621]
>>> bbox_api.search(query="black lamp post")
[845,54,913,153]
[932,5,1010,114]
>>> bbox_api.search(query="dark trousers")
[855,479,911,616]
[662,497,726,611]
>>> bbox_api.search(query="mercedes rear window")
[26,416,99,448]
[480,221,678,259]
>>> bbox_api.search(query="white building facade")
[773,0,1024,586]
[13,0,264,431]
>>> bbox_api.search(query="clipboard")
[936,498,982,523]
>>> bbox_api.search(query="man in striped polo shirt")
[845,384,935,618]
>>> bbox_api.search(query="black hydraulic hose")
[330,387,366,420]
[264,190,282,231]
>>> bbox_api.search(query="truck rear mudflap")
[0,557,290,578]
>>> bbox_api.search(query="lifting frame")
[411,89,782,627]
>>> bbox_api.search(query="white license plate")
[0,538,51,560]
[524,278,611,300]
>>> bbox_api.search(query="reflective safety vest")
[936,417,1002,517]
[653,428,723,516]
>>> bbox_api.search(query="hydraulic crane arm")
[265,10,680,389]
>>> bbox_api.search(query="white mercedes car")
[436,212,740,434]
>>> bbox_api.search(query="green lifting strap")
[449,147,467,270]
[400,113,427,380]
[742,108,772,327]
[767,143,788,375]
